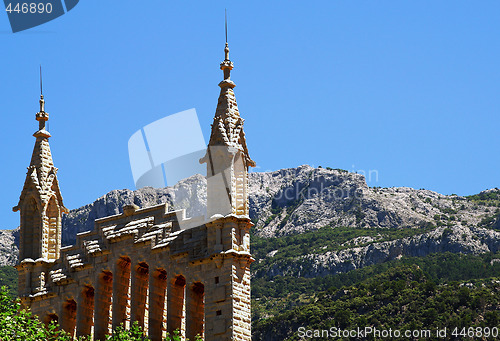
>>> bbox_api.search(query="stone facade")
[14,43,254,341]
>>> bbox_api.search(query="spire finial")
[220,10,234,85]
[35,66,49,136]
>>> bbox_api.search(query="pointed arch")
[21,196,42,259]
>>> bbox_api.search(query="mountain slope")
[0,166,499,273]
[252,262,500,341]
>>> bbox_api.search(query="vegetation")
[0,285,72,340]
[0,265,17,297]
[0,285,199,341]
[251,226,434,276]
[467,190,500,206]
[253,263,500,340]
[252,252,500,323]
[325,167,348,173]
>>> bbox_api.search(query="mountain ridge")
[0,166,499,276]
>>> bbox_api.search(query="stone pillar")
[76,285,94,338]
[167,275,186,336]
[148,268,167,341]
[130,262,149,333]
[94,271,113,340]
[112,256,131,330]
[60,299,77,338]
[186,281,205,341]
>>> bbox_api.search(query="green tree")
[0,286,202,341]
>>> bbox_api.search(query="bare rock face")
[256,226,500,279]
[249,165,491,237]
[1,166,500,276]
[0,228,18,266]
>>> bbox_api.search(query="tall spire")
[200,19,255,217]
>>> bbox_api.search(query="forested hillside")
[252,253,500,340]
[0,265,16,297]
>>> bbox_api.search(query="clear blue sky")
[2,1,500,229]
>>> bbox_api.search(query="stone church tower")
[200,42,255,218]
[13,93,68,262]
[14,42,254,341]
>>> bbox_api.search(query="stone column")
[186,281,205,341]
[60,299,77,338]
[148,268,167,341]
[167,275,186,336]
[76,285,94,338]
[94,271,113,340]
[112,256,131,330]
[130,262,149,332]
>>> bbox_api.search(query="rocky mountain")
[0,229,17,267]
[60,174,207,246]
[1,165,499,276]
[250,166,494,236]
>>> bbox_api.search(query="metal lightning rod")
[40,65,43,96]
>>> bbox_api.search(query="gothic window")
[22,197,41,259]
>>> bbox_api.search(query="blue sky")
[1,1,500,229]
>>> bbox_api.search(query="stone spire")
[200,41,255,217]
[13,91,68,261]
[205,41,255,167]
